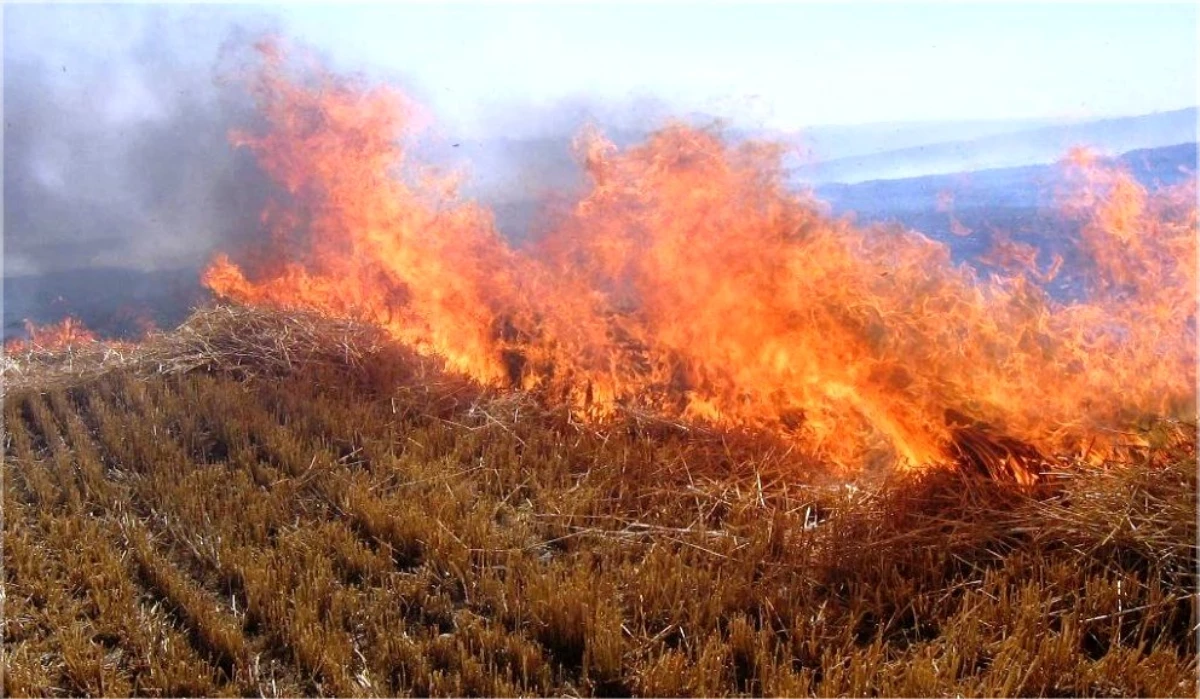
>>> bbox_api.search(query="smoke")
[409,93,750,247]
[1,6,718,340]
[4,5,281,277]
[3,6,709,275]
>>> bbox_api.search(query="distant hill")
[794,108,1198,184]
[766,116,1072,163]
[814,142,1198,213]
[813,142,1197,300]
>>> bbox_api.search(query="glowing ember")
[203,40,1198,473]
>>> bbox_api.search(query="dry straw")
[2,303,1195,696]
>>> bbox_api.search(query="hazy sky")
[279,2,1198,134]
[7,3,1196,135]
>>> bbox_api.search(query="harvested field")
[2,307,1196,697]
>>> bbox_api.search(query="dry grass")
[1,305,432,395]
[3,305,1196,697]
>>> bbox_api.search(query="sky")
[279,2,1199,134]
[6,3,1197,135]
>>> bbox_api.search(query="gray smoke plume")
[4,5,281,278]
[2,6,684,275]
[0,5,705,337]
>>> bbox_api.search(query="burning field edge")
[3,304,1184,484]
[1,303,1196,697]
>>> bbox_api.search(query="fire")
[203,41,1198,473]
[5,317,98,353]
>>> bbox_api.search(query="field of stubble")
[2,309,1195,697]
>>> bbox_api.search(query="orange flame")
[203,41,1198,471]
[5,317,98,353]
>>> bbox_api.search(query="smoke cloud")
[4,5,282,277]
[1,6,711,339]
[3,6,706,276]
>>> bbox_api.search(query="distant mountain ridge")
[814,142,1198,214]
[744,116,1073,164]
[813,141,1197,301]
[792,107,1197,184]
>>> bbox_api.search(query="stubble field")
[2,308,1195,697]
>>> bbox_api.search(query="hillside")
[2,307,1196,697]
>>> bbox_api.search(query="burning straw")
[195,40,1195,476]
[4,303,1189,486]
[2,305,400,394]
